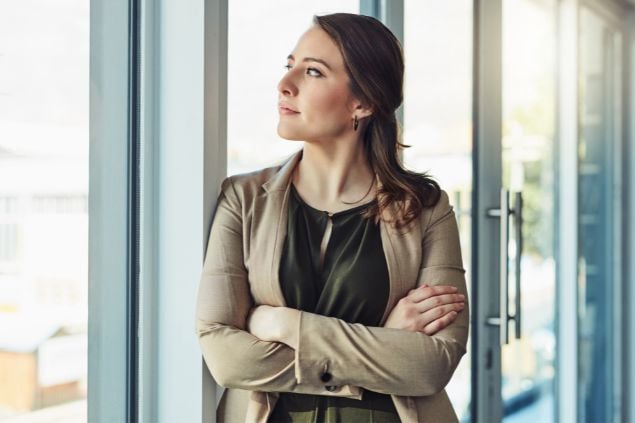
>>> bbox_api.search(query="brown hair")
[312,13,441,233]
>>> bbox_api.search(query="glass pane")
[227,0,359,175]
[402,1,473,420]
[501,0,557,421]
[577,7,622,423]
[0,1,89,422]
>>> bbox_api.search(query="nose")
[277,69,298,97]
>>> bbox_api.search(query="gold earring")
[353,115,359,131]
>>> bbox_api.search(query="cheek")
[304,84,351,118]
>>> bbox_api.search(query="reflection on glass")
[501,0,557,421]
[227,1,359,175]
[577,7,622,423]
[402,1,473,420]
[0,1,89,422]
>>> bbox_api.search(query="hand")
[246,305,300,349]
[383,284,465,335]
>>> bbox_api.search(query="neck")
[293,140,376,204]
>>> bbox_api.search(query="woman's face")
[277,25,367,142]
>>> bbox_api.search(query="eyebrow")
[287,54,332,71]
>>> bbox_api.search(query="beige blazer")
[195,148,469,422]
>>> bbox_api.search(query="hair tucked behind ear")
[312,13,441,232]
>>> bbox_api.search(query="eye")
[283,65,324,78]
[306,67,323,77]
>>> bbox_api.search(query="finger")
[420,311,458,336]
[408,285,462,304]
[414,293,465,313]
[409,283,427,295]
[419,302,465,327]
[420,313,455,335]
[410,284,458,301]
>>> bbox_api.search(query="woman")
[195,13,469,423]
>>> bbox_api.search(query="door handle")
[486,189,510,344]
[513,192,523,340]
[485,189,523,345]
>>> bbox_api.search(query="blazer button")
[325,385,338,392]
[320,371,332,383]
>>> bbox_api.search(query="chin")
[276,126,305,141]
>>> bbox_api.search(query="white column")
[88,0,131,421]
[556,0,579,422]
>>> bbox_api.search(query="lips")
[278,102,299,113]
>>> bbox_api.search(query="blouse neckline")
[290,182,377,218]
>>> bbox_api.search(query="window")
[0,1,89,421]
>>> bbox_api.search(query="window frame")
[88,0,132,421]
[625,6,635,423]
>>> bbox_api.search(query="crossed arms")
[194,176,469,398]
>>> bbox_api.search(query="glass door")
[500,0,558,421]
[577,4,624,422]
[473,0,626,421]
[473,0,559,420]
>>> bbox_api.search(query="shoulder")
[219,160,285,200]
[381,188,453,236]
[417,189,454,235]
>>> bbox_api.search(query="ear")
[355,103,374,119]
[348,98,374,119]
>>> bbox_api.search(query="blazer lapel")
[249,149,301,306]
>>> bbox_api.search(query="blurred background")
[0,0,633,422]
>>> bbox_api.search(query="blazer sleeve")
[292,190,469,397]
[195,176,362,399]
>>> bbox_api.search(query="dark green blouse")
[267,183,400,422]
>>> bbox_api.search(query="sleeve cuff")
[293,311,363,400]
